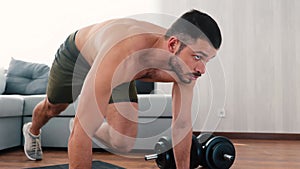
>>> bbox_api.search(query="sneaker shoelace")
[30,136,41,153]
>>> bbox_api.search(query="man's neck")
[152,35,167,50]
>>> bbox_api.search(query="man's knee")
[110,127,137,153]
[41,99,69,118]
[110,134,137,153]
[105,102,139,152]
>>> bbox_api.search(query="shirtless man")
[23,9,222,169]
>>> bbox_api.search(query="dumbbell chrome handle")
[145,154,158,161]
[223,154,234,161]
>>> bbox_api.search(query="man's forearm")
[172,127,193,169]
[171,82,194,168]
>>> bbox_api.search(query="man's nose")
[195,61,206,74]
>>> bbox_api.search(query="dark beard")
[168,56,192,84]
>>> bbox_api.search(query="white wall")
[2,0,299,134]
[0,0,162,68]
[159,0,300,133]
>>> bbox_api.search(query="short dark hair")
[165,9,222,49]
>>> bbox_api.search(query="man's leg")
[68,102,137,168]
[94,81,139,152]
[68,80,138,168]
[68,102,138,168]
[30,98,69,135]
[23,98,68,160]
[94,102,138,153]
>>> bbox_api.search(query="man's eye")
[194,55,201,60]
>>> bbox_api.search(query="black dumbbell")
[145,134,236,169]
[197,133,215,167]
[145,135,203,169]
[145,136,175,169]
[202,136,236,169]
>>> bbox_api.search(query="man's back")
[74,18,166,66]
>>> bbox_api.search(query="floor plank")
[0,139,300,169]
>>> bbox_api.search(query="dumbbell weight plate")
[211,142,235,169]
[155,136,175,169]
[197,133,215,145]
[205,136,235,169]
[155,136,172,154]
[197,133,215,167]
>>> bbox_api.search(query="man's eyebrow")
[194,51,216,59]
[194,51,208,57]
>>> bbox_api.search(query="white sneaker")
[22,122,43,160]
[69,118,74,133]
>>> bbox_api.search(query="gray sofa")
[0,95,24,150]
[0,94,173,151]
[0,58,173,151]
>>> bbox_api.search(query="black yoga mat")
[25,160,126,169]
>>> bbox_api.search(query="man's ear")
[167,36,181,53]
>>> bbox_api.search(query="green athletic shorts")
[47,31,138,104]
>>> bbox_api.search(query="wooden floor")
[0,139,300,169]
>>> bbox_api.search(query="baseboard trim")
[193,132,300,140]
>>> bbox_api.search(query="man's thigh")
[105,80,139,137]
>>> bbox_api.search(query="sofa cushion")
[22,95,46,116]
[4,58,50,95]
[138,94,172,117]
[0,95,23,117]
[0,67,6,94]
[0,117,23,150]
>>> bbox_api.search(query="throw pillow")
[0,67,6,94]
[4,58,50,95]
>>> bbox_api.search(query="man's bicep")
[171,83,193,126]
[172,83,181,120]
